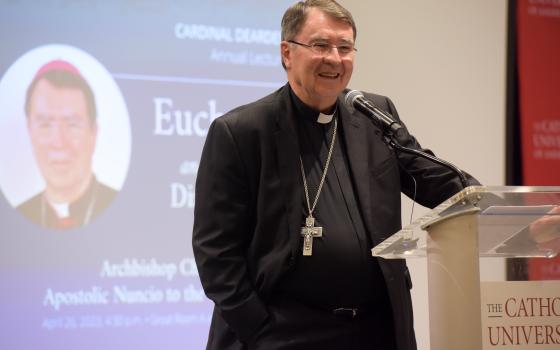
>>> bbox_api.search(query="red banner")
[517,0,560,280]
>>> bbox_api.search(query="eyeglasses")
[287,40,357,56]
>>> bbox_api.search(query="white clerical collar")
[317,108,336,124]
[50,201,70,218]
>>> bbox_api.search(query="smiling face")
[281,7,355,113]
[27,78,97,202]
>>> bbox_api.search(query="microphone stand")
[344,89,470,189]
[382,132,470,189]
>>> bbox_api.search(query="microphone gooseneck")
[344,89,469,189]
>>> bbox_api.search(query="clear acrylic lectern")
[372,186,560,350]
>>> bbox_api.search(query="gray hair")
[281,0,357,41]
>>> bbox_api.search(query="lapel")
[338,95,375,236]
[273,85,304,248]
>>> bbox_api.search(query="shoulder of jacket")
[214,86,286,131]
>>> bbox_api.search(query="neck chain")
[299,113,337,256]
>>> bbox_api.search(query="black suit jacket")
[193,84,476,350]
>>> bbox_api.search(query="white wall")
[341,1,508,349]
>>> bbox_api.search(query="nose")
[323,47,342,64]
[49,122,69,148]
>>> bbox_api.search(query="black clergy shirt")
[277,87,389,310]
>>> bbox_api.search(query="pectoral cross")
[300,216,322,256]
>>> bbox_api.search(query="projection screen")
[0,1,293,348]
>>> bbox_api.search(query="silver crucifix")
[300,216,322,256]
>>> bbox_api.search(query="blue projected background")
[0,1,293,349]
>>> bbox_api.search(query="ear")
[280,41,292,69]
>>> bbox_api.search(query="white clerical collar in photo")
[50,201,70,218]
[316,109,336,124]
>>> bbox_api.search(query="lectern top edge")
[371,185,560,259]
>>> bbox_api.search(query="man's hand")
[529,206,560,252]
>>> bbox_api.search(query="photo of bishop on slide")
[17,60,118,229]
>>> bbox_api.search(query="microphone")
[344,90,403,134]
[344,89,470,189]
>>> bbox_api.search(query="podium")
[372,186,560,350]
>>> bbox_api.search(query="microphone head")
[344,89,364,111]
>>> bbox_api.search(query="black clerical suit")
[193,83,478,350]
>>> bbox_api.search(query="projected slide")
[0,1,292,349]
